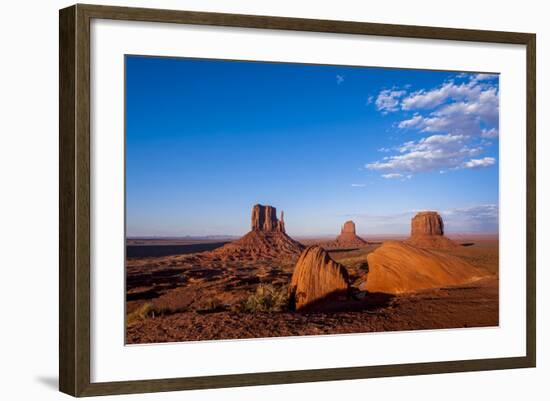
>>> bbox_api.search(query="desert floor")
[125,236,498,344]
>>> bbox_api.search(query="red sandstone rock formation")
[336,220,367,246]
[360,241,489,294]
[411,211,444,236]
[406,211,457,249]
[289,246,349,310]
[211,204,303,261]
[323,220,367,249]
[251,204,285,232]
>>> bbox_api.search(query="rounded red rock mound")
[289,246,349,311]
[361,241,489,294]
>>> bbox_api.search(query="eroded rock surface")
[289,246,349,310]
[361,241,489,294]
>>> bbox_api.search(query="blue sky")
[126,56,499,236]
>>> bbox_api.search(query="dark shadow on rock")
[326,247,360,253]
[460,242,475,247]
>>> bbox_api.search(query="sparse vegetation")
[126,302,190,326]
[241,284,289,313]
[126,303,156,326]
[196,297,225,313]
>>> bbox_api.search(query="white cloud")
[462,157,496,169]
[375,89,406,113]
[481,128,499,138]
[397,86,499,137]
[336,74,344,85]
[381,173,404,179]
[370,74,498,177]
[401,81,482,110]
[441,204,498,232]
[347,204,498,234]
[397,113,424,129]
[366,134,488,175]
[394,74,499,140]
[351,183,366,187]
[442,204,498,219]
[434,86,499,125]
[472,73,498,82]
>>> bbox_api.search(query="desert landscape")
[126,204,498,344]
[125,58,500,344]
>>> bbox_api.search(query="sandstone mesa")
[406,211,458,250]
[210,204,304,261]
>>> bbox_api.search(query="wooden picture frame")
[59,3,536,397]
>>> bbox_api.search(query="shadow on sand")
[293,291,394,314]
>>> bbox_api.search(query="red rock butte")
[406,211,457,249]
[330,220,367,248]
[251,204,285,232]
[210,204,304,261]
[411,211,444,236]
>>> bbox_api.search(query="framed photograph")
[59,4,536,397]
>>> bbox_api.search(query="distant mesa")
[289,246,349,311]
[336,220,367,246]
[210,204,304,261]
[323,220,367,249]
[360,241,489,294]
[406,211,458,249]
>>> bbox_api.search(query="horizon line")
[127,231,500,239]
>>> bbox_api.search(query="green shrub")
[242,284,289,313]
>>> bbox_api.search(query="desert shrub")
[242,284,289,313]
[126,303,156,326]
[196,297,225,313]
[126,302,190,326]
